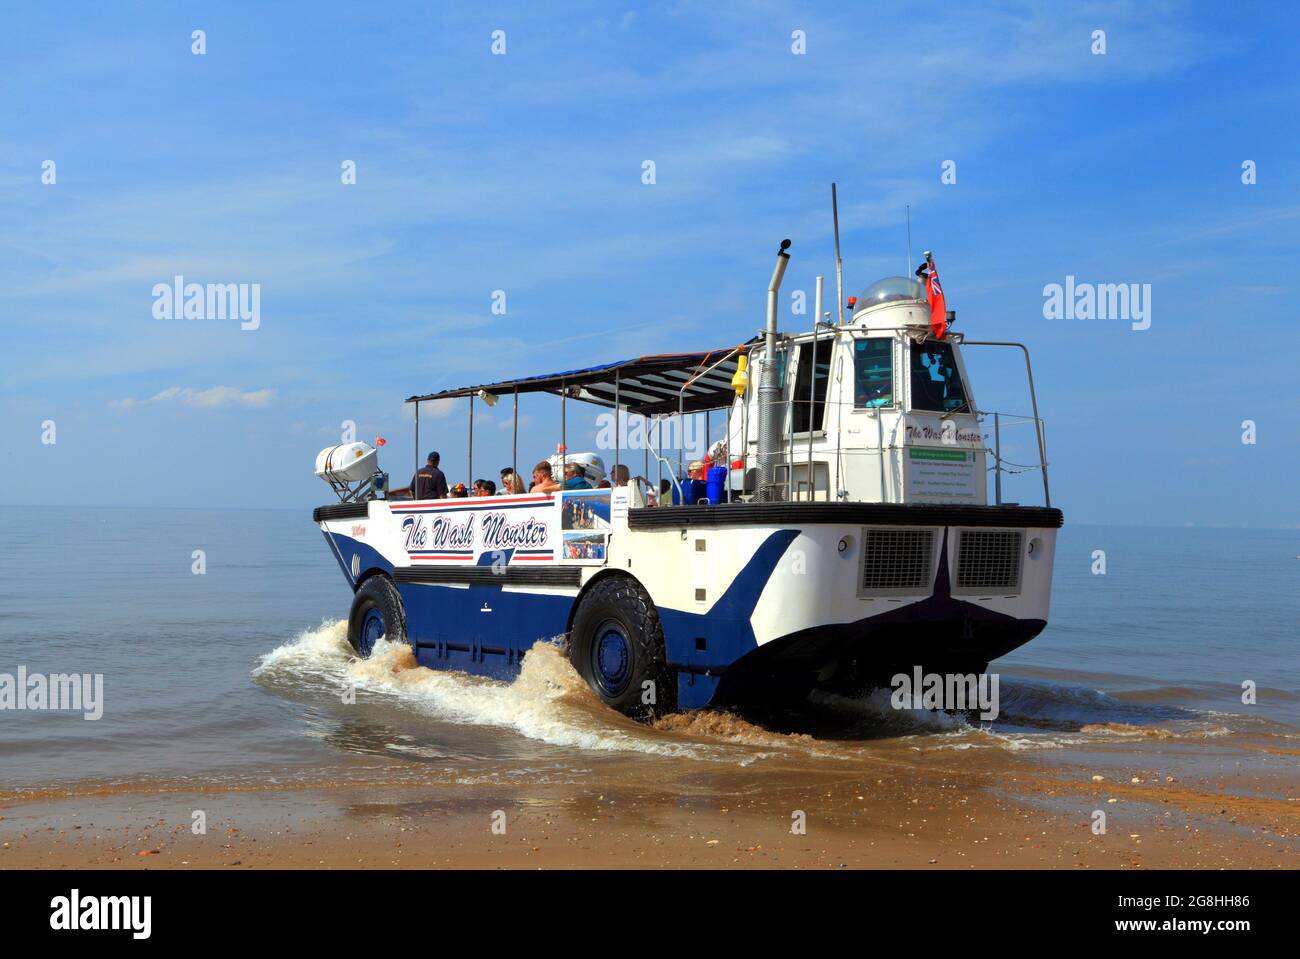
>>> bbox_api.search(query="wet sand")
[5,623,1298,871]
[4,739,1296,869]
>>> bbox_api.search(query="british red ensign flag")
[925,253,947,339]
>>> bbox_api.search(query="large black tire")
[569,576,676,720]
[347,575,407,658]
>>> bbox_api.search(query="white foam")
[259,623,1199,763]
[254,620,720,761]
[255,618,353,676]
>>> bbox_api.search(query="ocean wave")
[253,620,761,763]
[802,675,1246,750]
[253,622,1276,764]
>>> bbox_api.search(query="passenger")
[408,452,448,500]
[449,482,469,498]
[473,478,496,497]
[611,464,630,487]
[659,478,672,506]
[499,467,525,494]
[530,460,562,494]
[563,463,593,490]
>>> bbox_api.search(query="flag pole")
[906,205,912,277]
[832,183,844,327]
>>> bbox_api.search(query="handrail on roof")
[674,344,748,478]
[957,340,1050,508]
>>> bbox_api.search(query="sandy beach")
[5,723,1296,870]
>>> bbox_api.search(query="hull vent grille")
[955,529,1023,593]
[860,527,935,595]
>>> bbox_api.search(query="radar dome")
[854,276,926,312]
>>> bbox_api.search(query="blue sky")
[2,1,1296,526]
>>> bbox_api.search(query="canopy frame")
[405,347,749,501]
[405,348,748,417]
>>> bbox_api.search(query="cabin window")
[909,340,969,412]
[853,338,893,408]
[791,339,832,432]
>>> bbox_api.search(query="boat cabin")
[401,274,1048,512]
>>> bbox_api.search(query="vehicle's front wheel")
[347,575,406,658]
[569,576,676,720]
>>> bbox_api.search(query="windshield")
[853,338,893,408]
[909,340,968,412]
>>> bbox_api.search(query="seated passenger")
[530,460,562,493]
[610,465,648,507]
[499,467,525,494]
[473,478,496,497]
[564,463,593,490]
[449,482,469,498]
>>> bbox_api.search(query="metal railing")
[630,338,1053,510]
[958,340,1051,508]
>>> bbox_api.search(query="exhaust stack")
[757,239,791,501]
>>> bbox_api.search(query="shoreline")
[5,749,1296,870]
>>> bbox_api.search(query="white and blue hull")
[316,490,1061,711]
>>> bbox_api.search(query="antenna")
[832,183,844,327]
[906,205,913,277]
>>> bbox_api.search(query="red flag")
[924,254,947,339]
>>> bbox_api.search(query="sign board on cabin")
[905,447,981,503]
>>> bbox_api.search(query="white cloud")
[402,397,457,421]
[111,386,276,411]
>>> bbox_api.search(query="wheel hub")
[593,625,631,694]
[359,608,386,657]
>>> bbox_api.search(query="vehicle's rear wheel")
[569,576,676,720]
[347,575,406,658]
